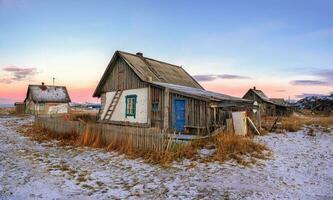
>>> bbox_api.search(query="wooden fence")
[35,116,166,152]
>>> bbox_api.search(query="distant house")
[93,51,254,134]
[243,87,292,116]
[24,83,71,115]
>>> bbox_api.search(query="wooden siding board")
[168,92,209,134]
[150,86,164,129]
[101,57,147,93]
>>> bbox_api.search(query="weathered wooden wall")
[15,103,25,114]
[101,57,147,93]
[35,116,166,152]
[169,92,209,134]
[243,91,276,116]
[150,86,164,129]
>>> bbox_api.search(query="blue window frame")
[125,95,137,118]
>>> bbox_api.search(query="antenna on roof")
[53,77,55,86]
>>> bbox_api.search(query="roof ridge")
[29,84,67,88]
[117,50,182,69]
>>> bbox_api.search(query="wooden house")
[93,51,254,135]
[24,83,71,115]
[243,87,293,116]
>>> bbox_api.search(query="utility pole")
[53,77,55,86]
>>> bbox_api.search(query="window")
[152,101,159,112]
[125,95,137,118]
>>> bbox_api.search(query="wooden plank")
[247,117,261,135]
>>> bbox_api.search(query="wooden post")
[258,109,261,129]
[163,88,170,132]
[147,85,152,127]
[206,103,211,134]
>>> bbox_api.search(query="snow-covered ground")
[0,116,332,200]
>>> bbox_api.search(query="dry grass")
[0,107,15,115]
[262,115,333,133]
[212,133,269,165]
[18,124,79,146]
[19,123,269,166]
[71,113,97,123]
[76,128,105,148]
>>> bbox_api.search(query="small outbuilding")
[243,87,293,116]
[24,83,71,115]
[14,102,25,114]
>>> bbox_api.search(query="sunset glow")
[1,0,332,104]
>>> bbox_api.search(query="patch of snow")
[0,116,332,199]
[29,85,70,103]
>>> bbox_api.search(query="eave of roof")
[151,81,252,103]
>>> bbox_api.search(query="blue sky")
[0,0,333,103]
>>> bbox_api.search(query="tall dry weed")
[20,123,269,166]
[212,133,269,165]
[262,115,333,132]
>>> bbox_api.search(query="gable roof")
[152,81,252,103]
[25,85,71,103]
[250,89,270,102]
[244,88,289,107]
[93,51,203,97]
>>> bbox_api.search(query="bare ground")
[0,116,332,200]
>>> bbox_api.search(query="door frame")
[172,98,186,132]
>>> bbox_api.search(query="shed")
[14,102,25,114]
[243,87,293,116]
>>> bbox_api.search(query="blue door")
[173,99,185,131]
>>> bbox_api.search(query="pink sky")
[1,75,331,104]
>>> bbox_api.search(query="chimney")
[136,52,143,57]
[42,82,45,86]
[253,86,256,90]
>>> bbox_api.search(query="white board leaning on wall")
[232,111,247,136]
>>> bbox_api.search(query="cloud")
[314,69,333,83]
[0,78,13,84]
[290,80,329,86]
[0,66,38,84]
[3,66,38,81]
[217,74,250,79]
[193,74,250,82]
[193,75,216,82]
